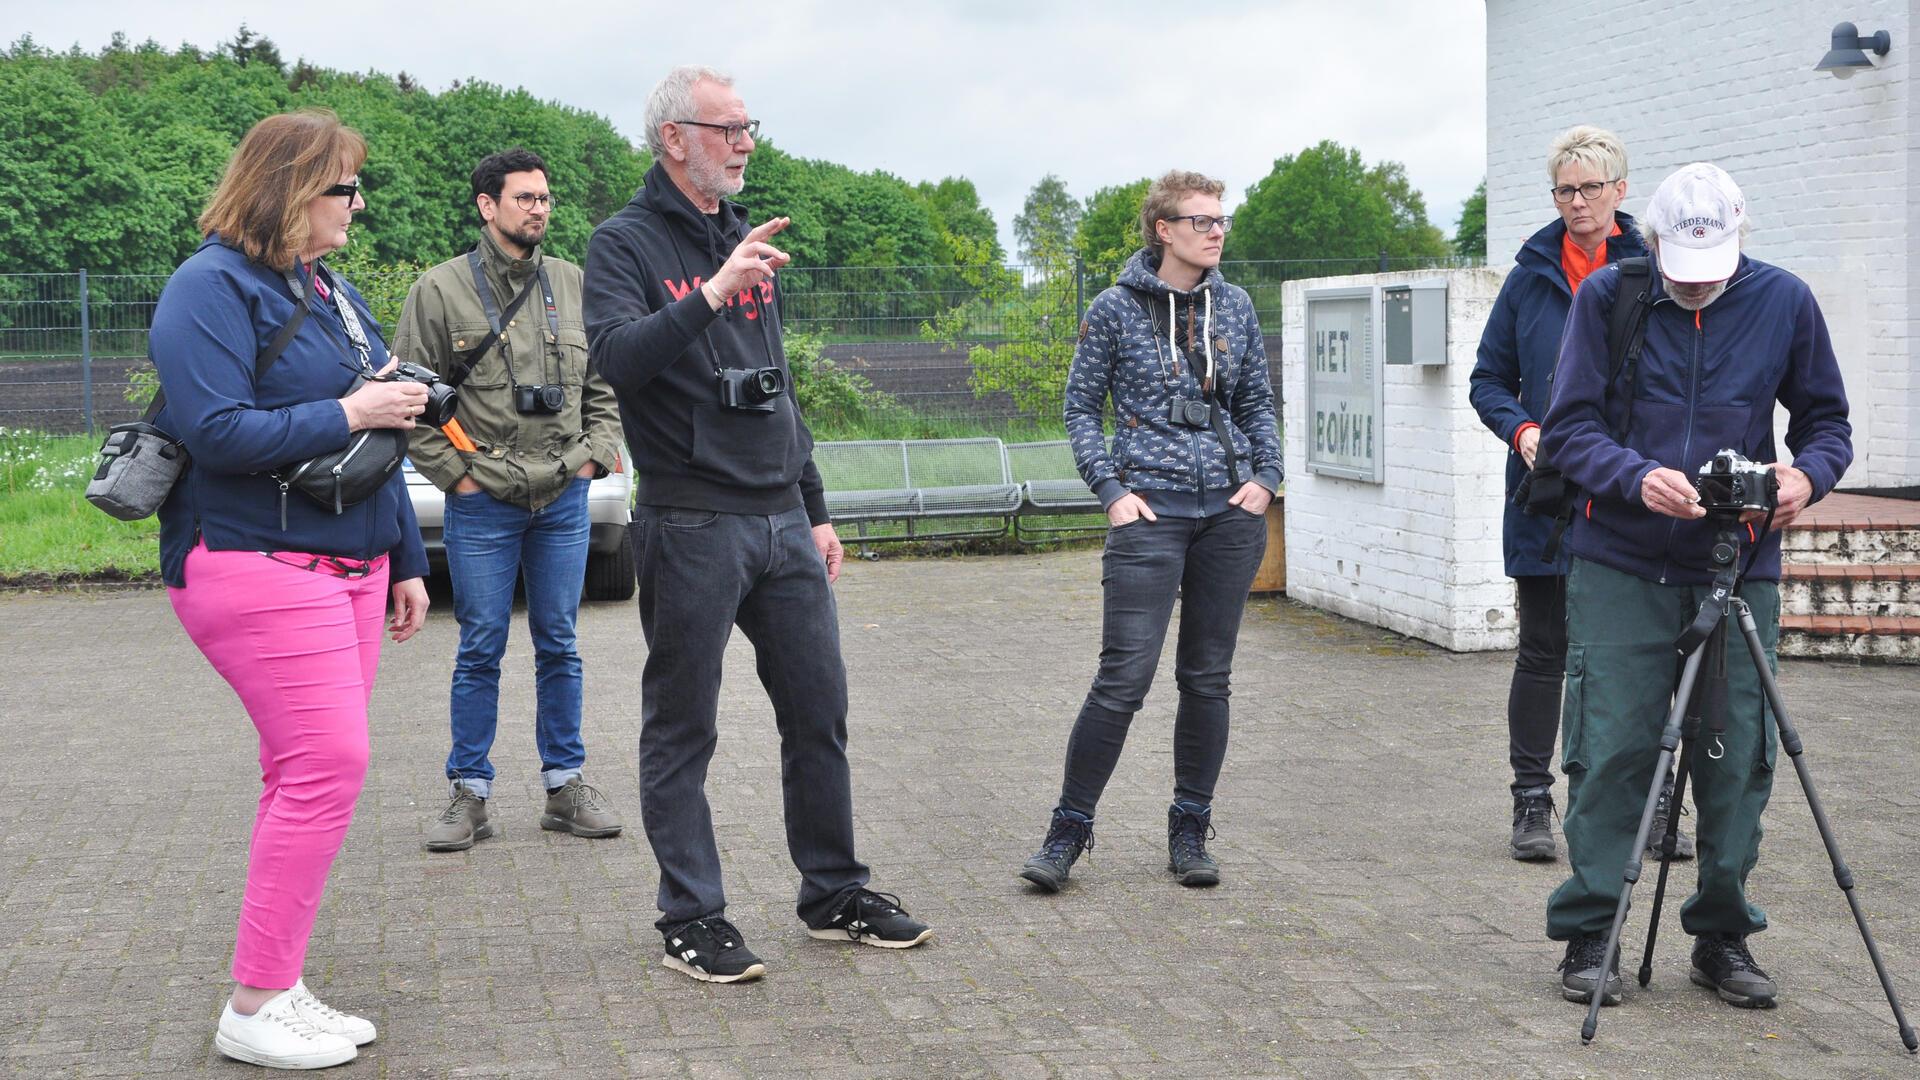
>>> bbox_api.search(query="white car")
[403,456,637,602]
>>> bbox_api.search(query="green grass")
[0,430,159,581]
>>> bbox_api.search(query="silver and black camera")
[718,366,786,413]
[1692,449,1777,514]
[1167,399,1213,429]
[515,383,566,415]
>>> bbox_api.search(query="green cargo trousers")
[1546,557,1780,941]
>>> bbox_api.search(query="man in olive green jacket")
[393,149,624,852]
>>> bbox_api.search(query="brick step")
[1779,614,1920,663]
[1780,563,1920,618]
[1780,524,1920,564]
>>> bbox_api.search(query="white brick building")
[1486,0,1916,488]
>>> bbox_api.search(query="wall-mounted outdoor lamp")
[1814,21,1892,78]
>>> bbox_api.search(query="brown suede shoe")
[540,778,622,838]
[425,787,491,852]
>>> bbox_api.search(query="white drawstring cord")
[1202,287,1215,386]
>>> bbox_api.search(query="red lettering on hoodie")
[662,276,704,301]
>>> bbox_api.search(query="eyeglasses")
[674,119,761,146]
[321,181,361,200]
[1551,179,1619,204]
[499,192,555,211]
[1166,214,1233,234]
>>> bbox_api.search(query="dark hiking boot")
[540,777,622,838]
[1167,801,1220,887]
[1559,934,1623,1006]
[1690,933,1779,1008]
[1018,808,1094,893]
[662,917,765,984]
[1645,773,1696,861]
[807,888,932,948]
[425,786,491,852]
[1510,788,1557,861]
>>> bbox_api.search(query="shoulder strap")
[141,281,311,423]
[1604,257,1653,431]
[452,249,546,390]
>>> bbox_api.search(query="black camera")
[515,384,567,415]
[1692,448,1778,515]
[718,366,786,413]
[1167,399,1213,429]
[373,361,459,427]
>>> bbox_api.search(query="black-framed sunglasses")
[673,118,761,146]
[321,180,361,200]
[1166,214,1233,234]
[1550,179,1619,204]
[494,192,555,211]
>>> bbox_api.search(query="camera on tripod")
[1167,399,1212,429]
[1692,449,1777,515]
[515,383,567,415]
[718,366,786,413]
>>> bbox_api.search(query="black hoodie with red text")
[583,161,827,523]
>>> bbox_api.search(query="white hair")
[1547,125,1628,184]
[643,66,734,157]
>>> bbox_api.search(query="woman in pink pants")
[150,109,432,1069]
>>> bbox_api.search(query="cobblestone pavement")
[4,549,1918,1078]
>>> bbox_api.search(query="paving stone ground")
[3,548,1918,1078]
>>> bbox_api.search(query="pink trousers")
[168,543,388,988]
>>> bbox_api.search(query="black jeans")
[629,504,868,931]
[1057,508,1268,816]
[1508,574,1567,795]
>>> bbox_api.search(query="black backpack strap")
[450,249,544,390]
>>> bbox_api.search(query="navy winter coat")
[151,237,428,588]
[1469,213,1645,577]
[1540,252,1852,586]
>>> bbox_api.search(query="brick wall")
[1486,0,1915,487]
[1281,268,1517,652]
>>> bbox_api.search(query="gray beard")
[687,143,745,200]
[1666,280,1727,311]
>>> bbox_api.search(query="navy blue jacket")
[1065,249,1282,518]
[1540,253,1851,585]
[1469,213,1645,577]
[151,238,428,588]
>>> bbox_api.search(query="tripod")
[1579,520,1917,1051]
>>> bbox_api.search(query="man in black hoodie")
[583,64,931,984]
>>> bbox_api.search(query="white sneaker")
[214,989,357,1070]
[289,979,377,1046]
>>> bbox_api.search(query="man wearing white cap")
[1536,162,1853,1010]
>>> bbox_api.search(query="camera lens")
[750,368,784,402]
[540,385,565,411]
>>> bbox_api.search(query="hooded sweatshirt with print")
[582,162,827,524]
[1064,248,1282,517]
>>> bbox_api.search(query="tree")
[1454,177,1487,257]
[1232,140,1453,268]
[1013,174,1080,264]
[914,176,1000,263]
[1075,178,1150,269]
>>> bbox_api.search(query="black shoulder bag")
[1520,256,1653,560]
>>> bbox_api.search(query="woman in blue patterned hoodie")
[1019,171,1282,893]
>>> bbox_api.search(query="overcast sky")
[16,0,1488,257]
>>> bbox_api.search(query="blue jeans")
[1057,508,1268,816]
[443,476,591,797]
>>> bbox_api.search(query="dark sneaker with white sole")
[1167,801,1221,887]
[1558,933,1623,1006]
[1510,789,1556,861]
[661,916,766,984]
[1018,808,1094,892]
[1690,933,1778,1008]
[808,889,932,949]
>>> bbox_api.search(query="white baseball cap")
[1645,162,1745,283]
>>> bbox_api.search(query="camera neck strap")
[284,265,375,374]
[1123,284,1244,487]
[462,250,560,391]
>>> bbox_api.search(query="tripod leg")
[1639,739,1694,987]
[1583,643,1709,1044]
[1733,604,1919,1053]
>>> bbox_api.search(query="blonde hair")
[197,108,368,269]
[1139,170,1227,258]
[1547,125,1627,184]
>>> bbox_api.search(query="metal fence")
[0,255,1482,435]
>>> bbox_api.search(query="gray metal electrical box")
[1382,278,1448,365]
